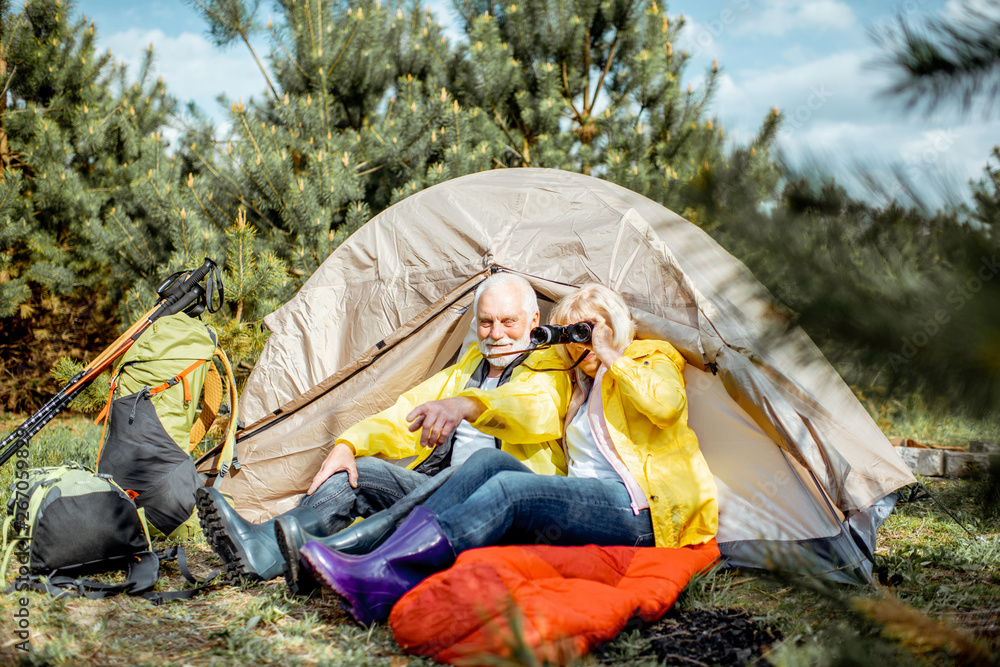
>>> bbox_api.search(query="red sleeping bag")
[390,539,720,665]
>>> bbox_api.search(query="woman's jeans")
[422,448,655,553]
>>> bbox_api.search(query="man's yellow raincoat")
[337,346,571,476]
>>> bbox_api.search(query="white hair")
[472,273,539,320]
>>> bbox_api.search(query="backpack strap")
[7,549,221,605]
[17,551,160,600]
[187,347,239,482]
[141,546,221,605]
[94,368,126,462]
[149,358,208,404]
[0,514,16,555]
[156,545,221,586]
[189,361,224,449]
[0,533,26,585]
[93,379,116,429]
[206,348,239,484]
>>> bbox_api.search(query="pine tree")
[0,0,188,308]
[178,0,783,284]
[0,0,288,408]
[165,0,790,385]
[440,0,779,215]
[0,0,182,408]
[180,0,496,280]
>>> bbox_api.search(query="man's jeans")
[423,448,655,553]
[298,457,431,534]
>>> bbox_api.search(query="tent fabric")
[220,168,915,581]
[389,540,722,665]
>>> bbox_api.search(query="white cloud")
[99,28,268,120]
[733,0,856,37]
[714,50,883,134]
[781,44,810,64]
[777,118,993,208]
[678,18,724,61]
[707,46,993,206]
[943,0,997,20]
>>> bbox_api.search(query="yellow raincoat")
[590,339,718,548]
[338,346,571,476]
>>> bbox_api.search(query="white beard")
[478,328,533,368]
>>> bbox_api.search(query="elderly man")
[197,272,571,584]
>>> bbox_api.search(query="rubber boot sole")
[196,488,264,584]
[275,519,321,598]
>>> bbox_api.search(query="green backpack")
[2,464,213,602]
[95,313,239,539]
[2,464,157,596]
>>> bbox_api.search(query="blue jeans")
[422,449,654,553]
[298,457,430,534]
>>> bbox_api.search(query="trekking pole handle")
[1,259,221,469]
[156,258,217,319]
[182,257,217,289]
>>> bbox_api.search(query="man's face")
[476,286,540,368]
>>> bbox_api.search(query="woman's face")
[563,308,607,378]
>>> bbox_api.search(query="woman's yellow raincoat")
[583,339,719,548]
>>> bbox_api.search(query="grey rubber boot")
[197,487,325,583]
[275,509,397,596]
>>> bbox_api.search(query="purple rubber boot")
[299,506,455,625]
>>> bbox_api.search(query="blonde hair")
[549,284,635,356]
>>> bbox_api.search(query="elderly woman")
[299,283,718,625]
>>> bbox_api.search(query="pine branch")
[588,32,620,116]
[106,207,155,271]
[876,1,1000,117]
[243,37,280,102]
[561,60,583,122]
[583,27,592,111]
[268,20,308,79]
[235,108,282,202]
[490,107,527,164]
[185,141,269,224]
[188,0,280,102]
[326,11,362,82]
[0,64,15,102]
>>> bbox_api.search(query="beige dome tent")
[209,168,915,584]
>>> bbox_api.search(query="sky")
[71,0,997,208]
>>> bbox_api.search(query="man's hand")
[407,397,483,448]
[307,442,358,494]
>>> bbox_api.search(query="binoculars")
[529,322,593,346]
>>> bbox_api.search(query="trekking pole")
[0,258,223,468]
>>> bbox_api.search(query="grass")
[858,389,1000,447]
[1,410,998,666]
[0,415,101,492]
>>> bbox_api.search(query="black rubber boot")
[196,487,325,583]
[276,509,397,597]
